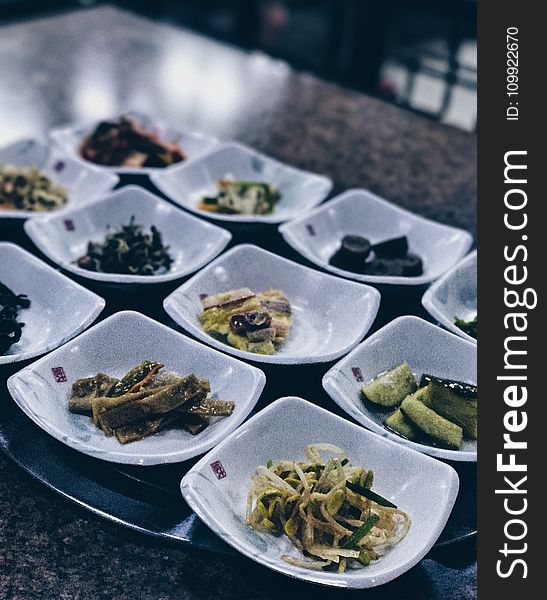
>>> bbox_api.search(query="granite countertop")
[0,6,476,599]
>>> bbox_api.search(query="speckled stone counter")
[0,6,476,599]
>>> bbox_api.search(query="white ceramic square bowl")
[0,138,118,219]
[0,242,105,364]
[23,185,232,284]
[7,311,266,465]
[163,244,381,364]
[422,250,477,343]
[180,396,459,588]
[279,189,473,285]
[322,315,477,461]
[49,112,221,175]
[149,143,333,224]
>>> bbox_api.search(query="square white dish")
[0,242,105,365]
[322,315,477,462]
[163,244,381,365]
[0,138,118,219]
[49,112,221,175]
[7,310,266,465]
[422,250,477,343]
[23,185,232,284]
[279,189,473,285]
[149,142,333,224]
[180,396,459,588]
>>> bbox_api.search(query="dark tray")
[0,190,476,556]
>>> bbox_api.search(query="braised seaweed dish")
[199,287,292,355]
[79,116,186,168]
[0,282,31,354]
[0,165,68,212]
[68,361,235,444]
[246,444,410,572]
[76,217,173,275]
[361,362,477,450]
[454,315,477,339]
[329,235,423,277]
[198,180,280,215]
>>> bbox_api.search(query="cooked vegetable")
[68,362,234,444]
[0,282,31,355]
[420,381,477,439]
[384,408,420,442]
[362,363,417,408]
[329,234,423,277]
[0,165,67,212]
[246,444,410,572]
[400,394,463,450]
[80,115,186,168]
[198,180,280,215]
[75,217,173,275]
[420,374,477,399]
[454,315,477,339]
[199,288,292,355]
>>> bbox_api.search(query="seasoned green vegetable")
[400,394,463,450]
[454,315,477,339]
[384,408,421,442]
[346,481,397,508]
[110,361,164,397]
[420,381,477,439]
[199,179,280,215]
[362,362,417,408]
[246,444,410,572]
[0,165,67,212]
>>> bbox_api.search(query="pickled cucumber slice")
[400,395,463,450]
[384,409,420,441]
[420,381,477,439]
[361,363,417,408]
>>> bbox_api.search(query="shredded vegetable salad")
[246,444,410,572]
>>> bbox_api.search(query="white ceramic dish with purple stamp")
[279,189,473,286]
[180,396,459,588]
[49,112,222,176]
[7,311,266,465]
[163,244,381,365]
[322,315,477,462]
[149,143,333,224]
[0,242,105,365]
[422,250,477,344]
[23,185,232,284]
[0,138,118,219]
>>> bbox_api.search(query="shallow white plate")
[7,311,266,465]
[163,244,380,365]
[422,250,477,343]
[0,138,118,219]
[24,185,232,284]
[0,242,105,364]
[322,315,477,461]
[149,143,333,224]
[49,112,221,175]
[279,189,473,286]
[181,396,459,588]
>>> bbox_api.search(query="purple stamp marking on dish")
[63,219,75,231]
[53,160,65,172]
[199,293,208,301]
[52,367,67,383]
[351,367,364,382]
[210,461,227,480]
[306,224,316,236]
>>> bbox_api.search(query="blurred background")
[0,0,476,131]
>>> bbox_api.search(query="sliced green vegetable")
[346,481,397,508]
[361,362,417,408]
[341,514,380,549]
